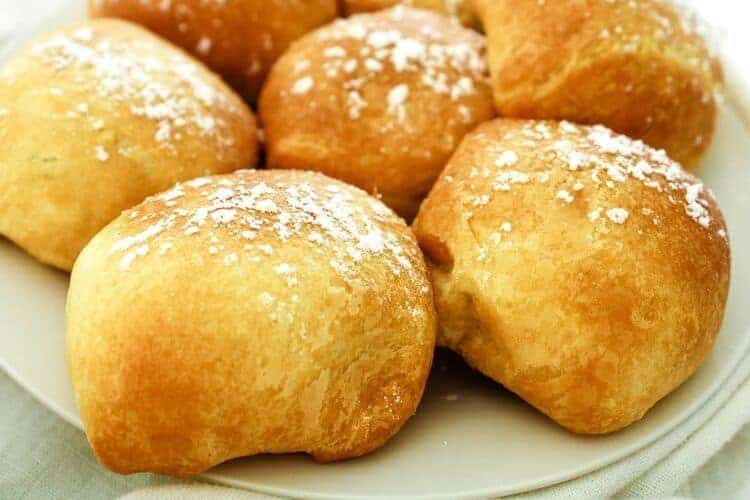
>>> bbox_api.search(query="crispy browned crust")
[342,0,479,28]
[89,0,338,102]
[0,19,257,271]
[474,0,722,170]
[67,169,437,477]
[413,118,730,434]
[259,6,494,220]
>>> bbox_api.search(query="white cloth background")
[1,0,749,498]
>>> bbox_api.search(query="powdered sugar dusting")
[286,6,488,125]
[453,120,724,240]
[22,22,242,155]
[606,208,630,224]
[556,189,574,204]
[387,83,409,121]
[594,0,720,65]
[95,145,110,162]
[109,170,430,299]
[291,76,314,95]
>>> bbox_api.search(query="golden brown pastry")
[342,0,478,28]
[413,119,730,434]
[89,0,338,102]
[67,169,436,477]
[474,0,722,170]
[0,19,257,271]
[260,6,494,219]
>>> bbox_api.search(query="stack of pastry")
[0,0,729,477]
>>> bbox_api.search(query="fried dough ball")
[414,118,730,433]
[260,6,494,219]
[0,20,257,270]
[67,169,437,477]
[474,0,722,170]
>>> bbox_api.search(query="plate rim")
[1,3,749,498]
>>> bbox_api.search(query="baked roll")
[474,0,722,170]
[67,169,436,477]
[0,20,257,271]
[260,6,494,219]
[342,0,478,28]
[89,0,338,102]
[413,119,730,434]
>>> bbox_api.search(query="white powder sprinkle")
[211,208,235,224]
[364,58,383,71]
[119,244,149,270]
[291,76,314,95]
[463,121,719,234]
[343,59,358,73]
[310,8,488,122]
[159,186,184,201]
[560,121,578,134]
[293,59,310,73]
[606,208,630,224]
[255,199,278,212]
[257,243,273,256]
[196,37,212,55]
[588,208,602,222]
[323,46,346,58]
[458,105,471,123]
[493,170,530,191]
[120,252,137,270]
[685,183,711,228]
[495,150,519,167]
[95,145,109,162]
[107,172,433,319]
[187,177,212,188]
[556,189,574,204]
[259,292,275,306]
[274,263,296,275]
[387,83,409,119]
[27,24,241,153]
[347,90,368,119]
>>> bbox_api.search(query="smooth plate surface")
[1,2,749,498]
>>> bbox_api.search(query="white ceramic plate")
[2,2,750,498]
